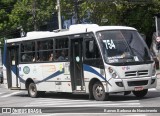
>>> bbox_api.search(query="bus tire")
[92,82,109,101]
[132,89,148,98]
[28,82,39,98]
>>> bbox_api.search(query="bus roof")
[6,24,137,43]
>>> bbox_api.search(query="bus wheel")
[132,89,148,98]
[28,83,39,98]
[92,82,109,101]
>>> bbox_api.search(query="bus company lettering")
[122,66,130,70]
[48,65,56,72]
[41,65,56,72]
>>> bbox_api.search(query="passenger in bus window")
[36,55,40,62]
[32,56,35,62]
[49,53,54,61]
[22,54,27,62]
[65,50,68,60]
[57,51,65,61]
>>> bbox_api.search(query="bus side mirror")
[89,41,94,53]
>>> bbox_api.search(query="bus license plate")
[134,87,143,91]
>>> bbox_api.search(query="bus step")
[10,87,21,90]
[72,90,86,94]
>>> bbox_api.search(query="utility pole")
[32,0,37,31]
[56,0,62,30]
[155,16,158,37]
[74,0,79,24]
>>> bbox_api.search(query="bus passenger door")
[6,46,20,89]
[70,38,85,92]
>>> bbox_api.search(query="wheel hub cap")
[96,86,103,97]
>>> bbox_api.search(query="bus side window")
[55,37,69,61]
[85,40,100,59]
[48,53,54,61]
[37,40,53,62]
[20,41,35,63]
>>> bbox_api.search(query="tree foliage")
[0,0,56,41]
[0,0,160,47]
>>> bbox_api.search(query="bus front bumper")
[107,76,157,93]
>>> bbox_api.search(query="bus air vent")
[125,70,148,77]
[128,80,148,86]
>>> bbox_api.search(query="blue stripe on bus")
[83,64,106,81]
[11,66,25,83]
[11,66,16,74]
[7,64,108,85]
[13,69,64,84]
[36,69,64,84]
[10,66,64,84]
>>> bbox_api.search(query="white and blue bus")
[3,24,157,101]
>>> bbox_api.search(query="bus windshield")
[97,30,152,64]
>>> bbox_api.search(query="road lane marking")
[30,99,140,104]
[36,98,93,101]
[1,91,22,98]
[25,102,141,107]
[148,88,157,91]
[28,100,139,105]
[0,92,5,95]
[25,104,141,107]
[119,100,139,102]
[34,100,112,103]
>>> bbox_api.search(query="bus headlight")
[108,67,119,78]
[108,67,113,73]
[112,73,117,78]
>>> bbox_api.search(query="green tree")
[0,0,58,40]
[117,0,160,46]
[9,0,56,32]
[0,0,160,48]
[0,0,16,40]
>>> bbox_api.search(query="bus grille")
[128,80,148,86]
[125,70,148,77]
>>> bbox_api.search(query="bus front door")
[6,46,20,89]
[70,38,85,92]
